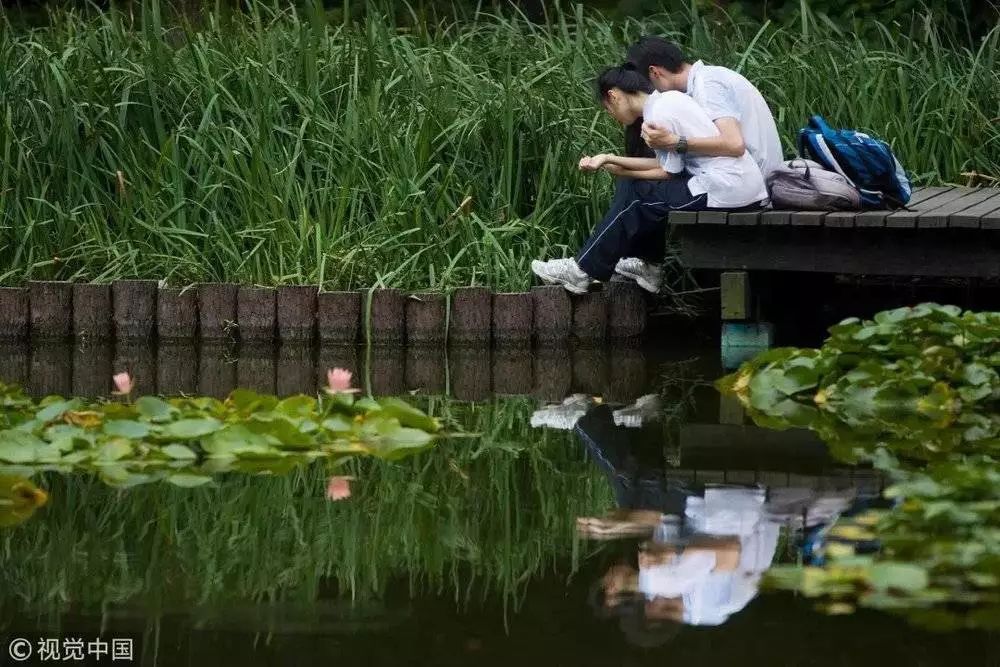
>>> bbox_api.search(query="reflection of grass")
[0,398,613,619]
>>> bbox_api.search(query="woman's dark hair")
[595,64,654,102]
[625,120,655,158]
[595,65,656,158]
[626,36,687,75]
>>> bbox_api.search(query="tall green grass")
[1,1,998,288]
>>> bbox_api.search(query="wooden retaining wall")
[0,282,649,346]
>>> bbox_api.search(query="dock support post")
[720,271,773,370]
[720,271,750,321]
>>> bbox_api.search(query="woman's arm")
[599,154,662,171]
[604,163,671,180]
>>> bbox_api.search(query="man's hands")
[579,153,613,172]
[641,121,679,151]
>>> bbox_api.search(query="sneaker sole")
[531,262,590,294]
[614,269,661,294]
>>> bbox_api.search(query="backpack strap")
[810,134,857,189]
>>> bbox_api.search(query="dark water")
[0,340,997,666]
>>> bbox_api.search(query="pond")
[0,336,997,665]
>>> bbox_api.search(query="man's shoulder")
[697,64,755,90]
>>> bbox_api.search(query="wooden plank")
[919,188,999,228]
[728,211,760,226]
[983,202,1000,229]
[669,211,698,225]
[697,211,729,224]
[823,210,859,228]
[676,225,1000,278]
[854,186,952,228]
[886,187,972,228]
[791,211,826,226]
[951,191,1000,228]
[760,210,790,225]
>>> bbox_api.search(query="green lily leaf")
[160,418,224,440]
[166,473,213,488]
[161,444,198,460]
[135,396,177,421]
[104,420,151,439]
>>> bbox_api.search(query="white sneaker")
[614,258,663,294]
[531,258,593,295]
[530,393,594,430]
[612,393,661,428]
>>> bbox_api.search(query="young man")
[530,65,767,295]
[626,37,783,181]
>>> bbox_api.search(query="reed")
[1,1,997,288]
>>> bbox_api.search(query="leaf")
[245,415,312,448]
[869,563,929,592]
[275,395,316,418]
[377,397,439,432]
[103,420,151,439]
[64,410,103,428]
[322,415,354,432]
[166,473,213,488]
[37,399,80,422]
[160,418,223,440]
[135,396,177,421]
[203,425,275,458]
[0,431,45,463]
[161,444,198,460]
[93,439,133,463]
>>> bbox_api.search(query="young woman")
[531,64,767,294]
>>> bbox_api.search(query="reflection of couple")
[532,37,782,295]
[531,396,856,647]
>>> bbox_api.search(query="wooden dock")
[670,186,1000,278]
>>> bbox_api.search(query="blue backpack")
[797,115,912,209]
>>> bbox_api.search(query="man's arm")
[643,117,746,158]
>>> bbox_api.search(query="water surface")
[1,342,996,665]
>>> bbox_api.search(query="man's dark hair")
[626,36,687,76]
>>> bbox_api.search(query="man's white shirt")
[686,59,784,179]
[642,90,768,209]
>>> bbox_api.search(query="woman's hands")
[579,153,614,173]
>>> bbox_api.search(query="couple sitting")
[532,37,782,295]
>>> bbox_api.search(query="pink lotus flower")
[112,371,134,395]
[326,475,353,501]
[325,368,359,394]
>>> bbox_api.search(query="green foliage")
[0,381,440,486]
[0,2,998,287]
[0,396,613,620]
[720,303,1000,630]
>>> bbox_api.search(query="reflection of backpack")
[797,115,912,209]
[767,159,861,211]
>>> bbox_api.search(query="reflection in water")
[0,342,655,404]
[0,475,48,527]
[529,398,873,644]
[1,345,997,665]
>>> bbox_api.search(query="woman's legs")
[576,176,707,281]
